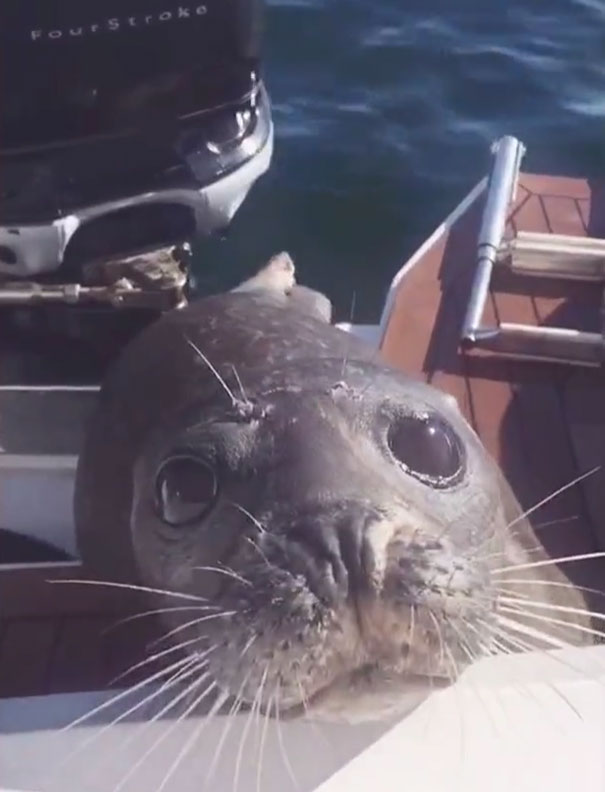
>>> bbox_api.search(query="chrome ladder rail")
[460,135,605,367]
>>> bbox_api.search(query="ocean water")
[194,0,605,323]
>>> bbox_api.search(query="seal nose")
[283,510,374,605]
[284,527,348,606]
[336,511,376,595]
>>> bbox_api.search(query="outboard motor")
[0,0,273,279]
[0,2,275,568]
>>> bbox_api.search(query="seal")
[74,253,596,723]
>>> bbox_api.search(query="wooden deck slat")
[0,563,155,697]
[0,563,146,619]
[0,619,59,697]
[47,616,110,694]
[103,615,167,689]
[521,174,590,200]
[510,183,601,332]
[541,195,586,237]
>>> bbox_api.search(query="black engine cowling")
[2,0,264,151]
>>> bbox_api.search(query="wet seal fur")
[75,253,595,723]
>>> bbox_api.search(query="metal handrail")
[459,135,605,366]
[461,135,526,343]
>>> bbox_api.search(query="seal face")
[75,255,594,723]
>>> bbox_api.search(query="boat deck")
[2,172,605,703]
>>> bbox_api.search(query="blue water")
[195,0,605,322]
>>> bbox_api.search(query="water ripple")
[197,0,605,321]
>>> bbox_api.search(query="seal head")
[75,255,593,723]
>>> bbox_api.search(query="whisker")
[186,336,238,406]
[256,675,273,792]
[117,662,211,756]
[48,655,201,781]
[244,535,280,575]
[533,515,579,530]
[234,670,267,792]
[230,503,284,571]
[497,577,605,601]
[193,565,251,587]
[204,667,257,787]
[239,633,259,659]
[99,659,206,753]
[498,604,605,642]
[110,636,209,686]
[469,633,517,731]
[493,586,532,600]
[494,550,605,575]
[103,605,220,635]
[48,578,207,602]
[230,502,267,535]
[149,610,237,648]
[155,689,231,792]
[295,672,312,721]
[487,627,532,655]
[449,622,479,664]
[487,617,605,687]
[479,544,543,561]
[506,466,601,531]
[228,504,289,575]
[443,642,466,764]
[294,670,336,752]
[497,595,605,624]
[490,629,583,722]
[474,629,538,723]
[476,617,554,659]
[209,695,246,784]
[479,628,572,722]
[451,623,507,730]
[204,696,247,787]
[474,619,584,724]
[406,605,416,670]
[60,654,196,732]
[443,643,459,684]
[495,614,569,651]
[228,362,250,404]
[427,609,446,673]
[113,673,219,792]
[489,635,516,655]
[274,682,300,791]
[461,618,501,657]
[253,670,266,741]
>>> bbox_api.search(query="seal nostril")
[336,510,378,594]
[285,522,349,604]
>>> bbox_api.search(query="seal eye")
[155,455,218,526]
[387,413,463,487]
